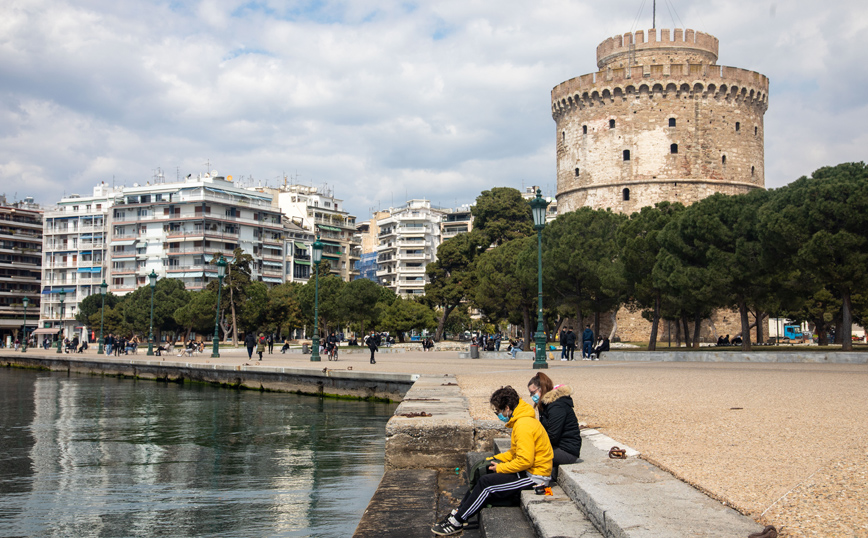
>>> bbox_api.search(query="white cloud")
[0,0,866,218]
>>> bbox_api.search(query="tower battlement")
[597,28,719,69]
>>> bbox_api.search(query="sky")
[1,0,867,221]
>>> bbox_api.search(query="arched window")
[562,131,565,143]
[722,155,727,165]
[609,119,616,129]
[583,125,588,134]
[574,168,580,177]
[735,122,740,132]
[669,118,676,127]
[623,149,631,161]
[622,188,630,201]
[670,144,678,154]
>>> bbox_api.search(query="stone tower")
[552,29,769,214]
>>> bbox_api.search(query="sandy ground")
[6,346,866,537]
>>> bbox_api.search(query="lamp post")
[21,296,29,353]
[57,289,65,354]
[147,270,157,356]
[310,236,323,362]
[529,188,549,370]
[98,280,107,354]
[211,256,227,358]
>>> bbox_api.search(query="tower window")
[622,188,630,201]
[669,118,676,127]
[755,126,758,136]
[670,144,678,154]
[722,155,727,165]
[735,122,740,132]
[623,150,630,161]
[562,131,565,142]
[575,168,580,177]
[609,119,616,129]
[583,125,588,134]
[751,166,755,177]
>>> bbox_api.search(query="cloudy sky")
[1,0,866,220]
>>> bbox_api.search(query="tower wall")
[553,29,768,215]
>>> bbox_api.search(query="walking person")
[565,328,577,361]
[581,324,594,359]
[559,328,567,359]
[267,333,274,354]
[528,372,582,481]
[431,386,552,536]
[256,333,266,361]
[367,331,378,364]
[105,333,113,356]
[245,332,255,360]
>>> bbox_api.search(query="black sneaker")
[431,516,463,536]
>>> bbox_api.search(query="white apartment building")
[440,205,474,240]
[376,200,444,297]
[258,184,360,281]
[41,176,285,340]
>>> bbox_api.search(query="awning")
[112,255,135,260]
[262,277,283,283]
[41,287,76,294]
[31,328,60,335]
[79,251,92,255]
[80,234,92,239]
[76,267,91,273]
[111,239,137,246]
[179,271,205,278]
[294,260,310,266]
[320,239,341,246]
[294,242,307,250]
[322,254,341,260]
[263,261,283,268]
[318,225,341,232]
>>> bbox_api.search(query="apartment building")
[284,220,315,283]
[0,197,42,346]
[259,184,361,282]
[376,200,444,297]
[440,205,474,240]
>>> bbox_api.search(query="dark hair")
[528,372,554,399]
[490,386,519,412]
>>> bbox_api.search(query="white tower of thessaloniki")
[552,28,768,214]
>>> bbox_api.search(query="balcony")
[397,253,427,260]
[397,240,430,248]
[397,279,427,287]
[399,266,426,274]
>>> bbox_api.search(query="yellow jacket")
[493,399,553,477]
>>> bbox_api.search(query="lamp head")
[312,236,324,265]
[148,269,158,288]
[100,280,108,296]
[22,296,29,308]
[58,288,66,302]
[216,256,227,278]
[529,188,547,230]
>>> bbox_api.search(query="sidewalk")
[2,348,865,537]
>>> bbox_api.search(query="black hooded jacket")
[538,384,582,457]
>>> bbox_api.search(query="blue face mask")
[531,394,540,404]
[497,412,509,423]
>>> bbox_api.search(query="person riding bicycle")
[326,331,339,360]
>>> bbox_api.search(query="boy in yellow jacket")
[432,386,553,536]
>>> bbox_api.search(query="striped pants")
[456,471,536,522]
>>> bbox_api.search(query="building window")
[562,131,565,143]
[583,125,588,134]
[722,155,727,165]
[623,150,630,161]
[735,122,740,132]
[751,166,755,177]
[669,118,676,127]
[755,126,758,136]
[622,188,630,201]
[574,168,580,177]
[670,144,678,154]
[609,119,616,129]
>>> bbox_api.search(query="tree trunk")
[522,305,532,350]
[675,319,682,347]
[754,310,765,344]
[681,316,692,348]
[435,304,456,341]
[738,298,752,351]
[648,292,660,351]
[692,310,702,349]
[593,311,600,339]
[228,268,238,346]
[608,311,618,340]
[576,306,584,338]
[842,290,853,351]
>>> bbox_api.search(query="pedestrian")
[431,386,552,536]
[528,372,581,481]
[495,332,502,351]
[105,333,113,355]
[559,328,567,359]
[581,324,594,359]
[245,332,255,360]
[267,333,274,354]
[367,331,378,364]
[565,328,576,361]
[256,333,266,361]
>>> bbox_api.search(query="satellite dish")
[227,175,233,181]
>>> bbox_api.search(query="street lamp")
[529,188,549,370]
[310,236,324,362]
[211,256,227,358]
[21,296,29,353]
[98,280,108,354]
[57,288,66,354]
[147,270,157,356]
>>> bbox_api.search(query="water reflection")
[0,369,396,537]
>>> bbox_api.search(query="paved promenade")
[3,346,865,537]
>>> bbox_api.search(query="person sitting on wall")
[510,338,524,359]
[431,386,552,536]
[592,336,609,360]
[281,338,291,353]
[732,335,743,346]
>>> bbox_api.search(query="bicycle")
[327,344,338,361]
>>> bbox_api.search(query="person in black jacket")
[528,372,582,480]
[367,331,378,364]
[245,332,256,359]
